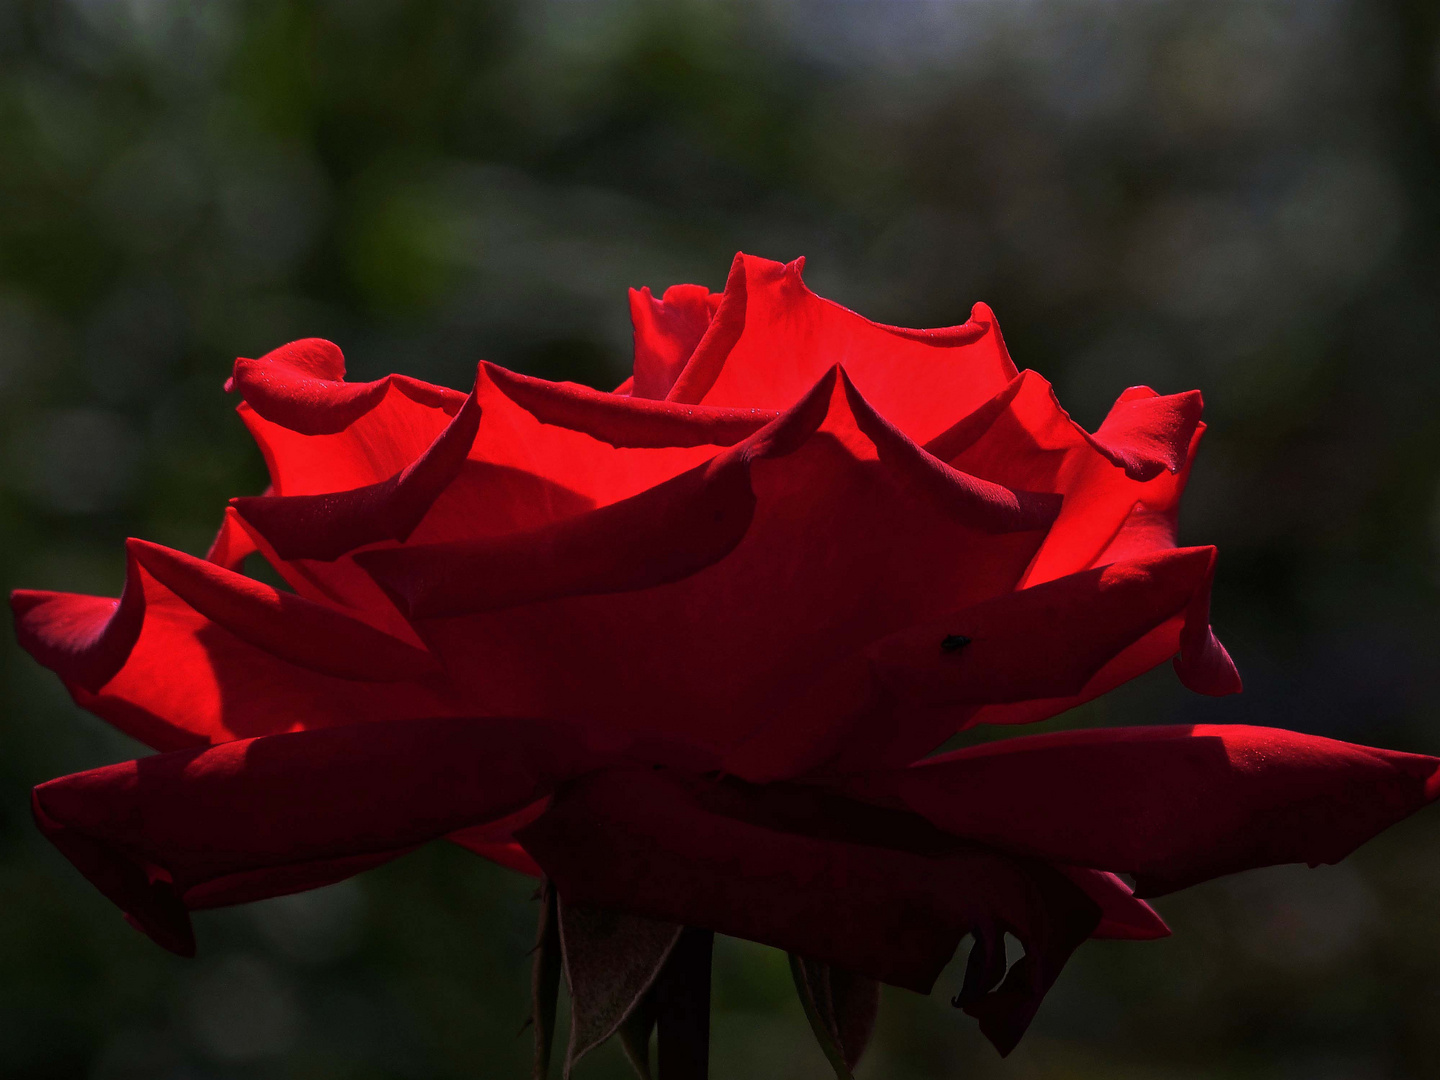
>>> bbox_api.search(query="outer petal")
[725,547,1232,781]
[844,725,1440,897]
[516,765,1099,1055]
[31,717,599,956]
[666,254,1020,444]
[10,541,456,749]
[628,283,722,400]
[358,368,1058,756]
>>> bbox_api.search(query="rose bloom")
[13,254,1439,1059]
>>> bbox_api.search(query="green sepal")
[559,898,682,1078]
[788,954,880,1079]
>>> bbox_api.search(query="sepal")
[788,955,880,1078]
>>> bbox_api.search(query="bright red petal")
[930,372,1202,587]
[10,542,457,749]
[629,283,722,400]
[666,254,1020,445]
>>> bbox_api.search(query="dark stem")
[653,927,713,1080]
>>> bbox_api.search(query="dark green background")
[3,1,1440,1076]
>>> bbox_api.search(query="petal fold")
[232,387,484,561]
[228,338,460,437]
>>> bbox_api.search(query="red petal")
[358,368,1056,756]
[629,283,722,400]
[845,725,1440,896]
[205,504,260,571]
[1057,867,1169,941]
[228,338,461,438]
[232,387,484,561]
[1088,386,1204,482]
[666,254,1020,444]
[930,371,1202,586]
[11,543,456,749]
[31,717,598,955]
[516,765,1098,1054]
[726,547,1231,780]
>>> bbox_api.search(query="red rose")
[13,253,1438,1065]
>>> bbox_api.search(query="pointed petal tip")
[1174,629,1243,696]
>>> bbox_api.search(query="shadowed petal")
[725,546,1237,781]
[516,766,1098,1055]
[844,725,1440,896]
[31,716,601,956]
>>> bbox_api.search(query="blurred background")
[2,0,1439,1076]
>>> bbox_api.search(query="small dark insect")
[941,634,971,652]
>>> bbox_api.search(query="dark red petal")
[11,544,457,750]
[359,368,1055,757]
[845,725,1440,896]
[516,765,1098,1055]
[667,254,1020,445]
[726,547,1232,781]
[127,540,438,682]
[1056,867,1169,941]
[446,798,550,878]
[31,717,599,955]
[629,283,722,400]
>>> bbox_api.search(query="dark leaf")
[789,954,881,1078]
[559,898,683,1077]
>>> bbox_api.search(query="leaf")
[532,881,562,1080]
[789,954,881,1079]
[559,898,683,1078]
